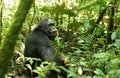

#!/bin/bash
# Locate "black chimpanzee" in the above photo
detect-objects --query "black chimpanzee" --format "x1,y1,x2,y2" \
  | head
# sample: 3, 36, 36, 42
24, 19, 66, 78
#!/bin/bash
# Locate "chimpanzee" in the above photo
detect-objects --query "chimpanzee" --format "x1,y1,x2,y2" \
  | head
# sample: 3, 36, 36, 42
24, 19, 66, 78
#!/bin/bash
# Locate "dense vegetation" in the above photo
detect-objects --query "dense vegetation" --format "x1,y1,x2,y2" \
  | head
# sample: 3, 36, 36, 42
0, 0, 120, 78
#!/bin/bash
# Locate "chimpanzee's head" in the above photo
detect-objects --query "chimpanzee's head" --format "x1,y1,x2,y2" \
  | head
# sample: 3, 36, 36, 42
37, 19, 58, 40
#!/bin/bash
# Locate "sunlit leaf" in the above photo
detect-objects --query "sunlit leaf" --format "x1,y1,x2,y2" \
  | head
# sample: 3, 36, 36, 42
78, 67, 83, 75
26, 64, 32, 70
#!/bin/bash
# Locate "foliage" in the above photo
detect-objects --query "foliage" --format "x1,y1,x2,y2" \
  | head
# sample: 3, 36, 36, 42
33, 61, 58, 78
1, 0, 120, 78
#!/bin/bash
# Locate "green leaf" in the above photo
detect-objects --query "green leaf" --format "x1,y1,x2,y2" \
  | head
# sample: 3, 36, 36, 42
94, 68, 105, 76
93, 53, 111, 59
110, 58, 120, 65
84, 19, 89, 28
113, 39, 120, 49
98, 38, 105, 45
111, 31, 117, 41
57, 66, 78, 78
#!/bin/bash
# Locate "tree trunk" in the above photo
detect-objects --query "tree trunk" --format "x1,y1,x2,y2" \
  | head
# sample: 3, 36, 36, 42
0, 0, 34, 78
0, 0, 3, 44
106, 2, 115, 44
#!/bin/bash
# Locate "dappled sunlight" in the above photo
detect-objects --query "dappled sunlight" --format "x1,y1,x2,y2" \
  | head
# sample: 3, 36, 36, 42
0, 0, 120, 78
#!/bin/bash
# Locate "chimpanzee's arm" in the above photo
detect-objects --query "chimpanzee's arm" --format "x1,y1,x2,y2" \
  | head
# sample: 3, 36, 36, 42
37, 46, 56, 62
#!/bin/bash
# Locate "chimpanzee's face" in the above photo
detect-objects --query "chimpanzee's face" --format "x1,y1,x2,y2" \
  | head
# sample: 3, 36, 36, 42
38, 19, 58, 40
